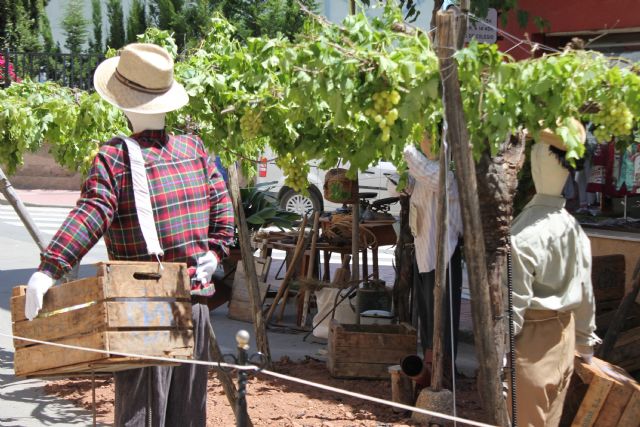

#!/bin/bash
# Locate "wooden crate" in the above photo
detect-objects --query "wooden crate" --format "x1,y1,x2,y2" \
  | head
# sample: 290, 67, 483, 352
561, 355, 640, 427
327, 319, 417, 379
11, 261, 194, 378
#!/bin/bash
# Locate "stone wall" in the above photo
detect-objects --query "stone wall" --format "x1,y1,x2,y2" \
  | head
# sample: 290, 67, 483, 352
9, 145, 82, 190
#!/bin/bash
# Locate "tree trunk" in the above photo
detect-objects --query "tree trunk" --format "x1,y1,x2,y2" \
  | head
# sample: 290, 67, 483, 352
393, 194, 414, 323
474, 133, 526, 411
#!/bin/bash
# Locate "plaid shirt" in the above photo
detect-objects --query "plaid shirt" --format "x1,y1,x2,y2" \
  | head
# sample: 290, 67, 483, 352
39, 130, 235, 296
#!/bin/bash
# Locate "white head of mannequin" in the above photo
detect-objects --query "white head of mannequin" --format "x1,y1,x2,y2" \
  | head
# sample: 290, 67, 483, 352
530, 142, 569, 197
124, 111, 166, 134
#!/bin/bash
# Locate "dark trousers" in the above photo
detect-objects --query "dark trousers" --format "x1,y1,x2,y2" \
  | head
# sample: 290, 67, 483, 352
412, 242, 463, 360
114, 302, 211, 427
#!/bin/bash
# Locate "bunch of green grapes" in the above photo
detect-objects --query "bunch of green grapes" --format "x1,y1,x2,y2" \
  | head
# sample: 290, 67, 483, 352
239, 110, 262, 140
276, 152, 309, 192
592, 99, 634, 142
364, 89, 400, 142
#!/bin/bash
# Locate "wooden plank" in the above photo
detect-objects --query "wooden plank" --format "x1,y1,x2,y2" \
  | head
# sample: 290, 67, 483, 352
12, 302, 107, 348
572, 374, 613, 427
330, 330, 416, 350
329, 361, 393, 379
98, 261, 191, 299
617, 391, 640, 427
14, 332, 108, 377
25, 357, 178, 378
593, 378, 633, 427
11, 277, 103, 321
105, 301, 192, 328
106, 330, 193, 358
330, 346, 410, 364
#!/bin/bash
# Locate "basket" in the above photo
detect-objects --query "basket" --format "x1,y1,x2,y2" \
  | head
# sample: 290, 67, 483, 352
323, 168, 358, 204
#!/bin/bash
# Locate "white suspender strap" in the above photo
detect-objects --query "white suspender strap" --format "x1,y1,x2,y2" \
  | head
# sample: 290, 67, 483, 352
121, 136, 164, 257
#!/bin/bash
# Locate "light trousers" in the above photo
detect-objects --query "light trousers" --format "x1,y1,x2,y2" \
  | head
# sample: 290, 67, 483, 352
510, 309, 575, 427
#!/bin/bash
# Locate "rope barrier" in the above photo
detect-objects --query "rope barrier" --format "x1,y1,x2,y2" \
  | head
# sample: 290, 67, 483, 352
2, 331, 496, 427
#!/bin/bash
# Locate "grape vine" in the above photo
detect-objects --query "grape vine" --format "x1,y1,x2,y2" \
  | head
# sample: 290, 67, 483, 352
0, 5, 638, 189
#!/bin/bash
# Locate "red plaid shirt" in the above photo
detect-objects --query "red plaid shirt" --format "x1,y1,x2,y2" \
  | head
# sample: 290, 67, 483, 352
39, 130, 235, 295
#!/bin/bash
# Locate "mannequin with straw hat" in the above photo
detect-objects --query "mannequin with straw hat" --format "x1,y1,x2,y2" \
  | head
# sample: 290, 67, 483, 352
508, 119, 600, 426
24, 43, 235, 425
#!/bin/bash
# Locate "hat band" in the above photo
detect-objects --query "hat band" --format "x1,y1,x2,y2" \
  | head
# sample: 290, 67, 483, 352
114, 68, 171, 95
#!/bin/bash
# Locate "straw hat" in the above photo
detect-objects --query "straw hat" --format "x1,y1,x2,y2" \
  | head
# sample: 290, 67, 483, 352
93, 43, 188, 114
538, 117, 586, 151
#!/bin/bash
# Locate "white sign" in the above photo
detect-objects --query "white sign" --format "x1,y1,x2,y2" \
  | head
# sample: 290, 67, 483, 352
465, 8, 498, 44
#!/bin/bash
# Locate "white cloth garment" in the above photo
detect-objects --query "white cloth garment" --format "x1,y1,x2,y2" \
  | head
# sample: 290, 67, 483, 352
25, 271, 54, 320
510, 194, 601, 347
403, 145, 463, 273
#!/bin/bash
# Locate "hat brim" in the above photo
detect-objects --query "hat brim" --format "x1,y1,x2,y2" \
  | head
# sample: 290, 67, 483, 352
538, 118, 586, 151
93, 56, 189, 114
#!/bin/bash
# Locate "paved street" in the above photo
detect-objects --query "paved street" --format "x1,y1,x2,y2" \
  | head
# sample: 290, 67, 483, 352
0, 204, 105, 426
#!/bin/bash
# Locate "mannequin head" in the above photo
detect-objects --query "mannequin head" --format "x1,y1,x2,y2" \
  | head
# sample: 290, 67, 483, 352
530, 142, 569, 197
125, 111, 166, 133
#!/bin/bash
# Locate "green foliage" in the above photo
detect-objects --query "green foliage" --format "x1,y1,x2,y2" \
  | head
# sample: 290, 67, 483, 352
107, 0, 126, 49
0, 79, 127, 175
127, 0, 148, 44
90, 0, 103, 53
217, 0, 318, 41
0, 8, 639, 192
240, 185, 300, 231
62, 0, 89, 55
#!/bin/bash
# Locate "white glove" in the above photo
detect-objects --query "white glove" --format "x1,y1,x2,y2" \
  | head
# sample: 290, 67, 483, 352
576, 345, 594, 364
195, 251, 218, 285
25, 271, 54, 321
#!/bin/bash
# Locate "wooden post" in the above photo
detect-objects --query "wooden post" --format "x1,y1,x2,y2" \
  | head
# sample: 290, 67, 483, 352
300, 211, 321, 327
228, 164, 272, 366
352, 197, 361, 324
264, 215, 308, 323
0, 166, 47, 252
393, 194, 413, 323
436, 7, 509, 425
430, 132, 449, 392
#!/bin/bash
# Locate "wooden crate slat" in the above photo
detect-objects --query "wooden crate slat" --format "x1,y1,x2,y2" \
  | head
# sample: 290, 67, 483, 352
12, 302, 107, 348
618, 391, 640, 427
106, 301, 192, 328
107, 330, 193, 358
328, 361, 392, 379
14, 332, 108, 377
572, 374, 614, 427
99, 262, 190, 299
330, 330, 416, 349
11, 277, 103, 321
593, 378, 634, 427
330, 346, 408, 365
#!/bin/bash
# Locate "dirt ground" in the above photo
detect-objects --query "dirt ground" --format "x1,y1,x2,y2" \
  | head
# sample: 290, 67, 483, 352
44, 357, 489, 426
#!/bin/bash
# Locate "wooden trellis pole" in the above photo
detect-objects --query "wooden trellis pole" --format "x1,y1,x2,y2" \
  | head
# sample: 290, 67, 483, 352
435, 4, 509, 425
228, 164, 272, 367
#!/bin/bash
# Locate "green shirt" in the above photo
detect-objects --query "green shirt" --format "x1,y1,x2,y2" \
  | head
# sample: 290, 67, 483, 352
510, 194, 601, 347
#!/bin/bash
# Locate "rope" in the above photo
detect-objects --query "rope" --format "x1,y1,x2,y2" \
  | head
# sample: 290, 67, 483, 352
2, 331, 496, 427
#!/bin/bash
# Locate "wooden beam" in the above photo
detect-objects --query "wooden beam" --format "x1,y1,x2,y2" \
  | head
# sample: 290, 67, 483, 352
436, 8, 509, 425
228, 164, 272, 366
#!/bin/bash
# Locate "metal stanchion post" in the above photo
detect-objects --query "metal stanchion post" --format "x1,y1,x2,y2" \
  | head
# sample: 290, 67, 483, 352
236, 330, 250, 427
